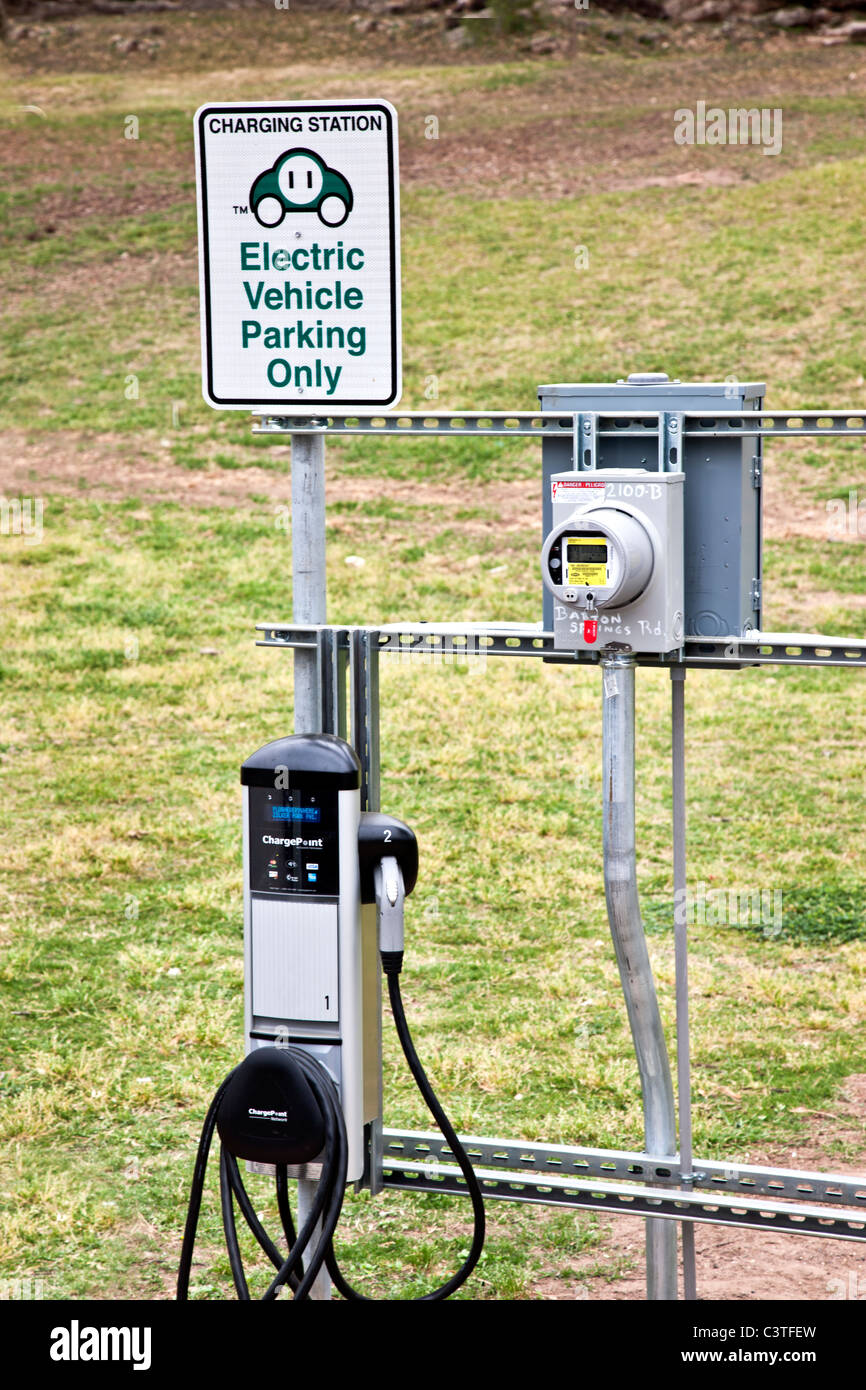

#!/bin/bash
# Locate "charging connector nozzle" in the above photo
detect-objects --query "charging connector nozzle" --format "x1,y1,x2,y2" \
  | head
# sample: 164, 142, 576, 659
374, 855, 405, 972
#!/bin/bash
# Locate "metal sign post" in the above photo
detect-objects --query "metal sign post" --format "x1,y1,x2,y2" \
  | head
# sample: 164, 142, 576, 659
290, 427, 330, 1300
671, 667, 697, 1301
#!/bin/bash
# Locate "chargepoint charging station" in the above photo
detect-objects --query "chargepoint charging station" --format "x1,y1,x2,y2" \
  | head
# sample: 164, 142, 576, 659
178, 372, 866, 1302
241, 734, 374, 1185
178, 732, 486, 1300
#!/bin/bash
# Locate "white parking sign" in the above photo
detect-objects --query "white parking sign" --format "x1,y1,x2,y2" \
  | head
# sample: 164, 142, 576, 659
195, 100, 401, 410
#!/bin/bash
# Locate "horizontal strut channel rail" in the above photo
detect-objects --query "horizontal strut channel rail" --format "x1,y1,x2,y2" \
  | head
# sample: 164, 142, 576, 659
255, 623, 866, 670
252, 409, 866, 439
382, 1162, 866, 1240
381, 1133, 866, 1240
383, 1130, 866, 1207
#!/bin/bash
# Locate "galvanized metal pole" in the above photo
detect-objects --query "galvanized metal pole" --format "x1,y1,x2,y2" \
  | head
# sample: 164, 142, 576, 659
672, 667, 697, 1300
292, 430, 327, 728
291, 429, 330, 1300
601, 653, 678, 1300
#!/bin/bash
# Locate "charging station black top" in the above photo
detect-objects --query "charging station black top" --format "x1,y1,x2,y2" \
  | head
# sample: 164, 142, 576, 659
241, 734, 361, 790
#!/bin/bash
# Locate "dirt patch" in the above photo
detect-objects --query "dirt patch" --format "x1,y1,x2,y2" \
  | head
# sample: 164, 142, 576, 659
4, 246, 195, 304
0, 427, 848, 543
551, 1074, 866, 1301
9, 183, 188, 249
1, 116, 193, 253
399, 110, 763, 200
0, 429, 543, 548
800, 589, 866, 611
763, 461, 832, 541
0, 429, 285, 507
5, 16, 866, 212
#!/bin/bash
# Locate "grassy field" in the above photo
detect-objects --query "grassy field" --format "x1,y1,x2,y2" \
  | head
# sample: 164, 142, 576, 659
1, 6, 866, 1301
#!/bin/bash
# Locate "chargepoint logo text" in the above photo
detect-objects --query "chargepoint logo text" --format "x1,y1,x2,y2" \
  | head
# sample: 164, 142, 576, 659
262, 835, 324, 848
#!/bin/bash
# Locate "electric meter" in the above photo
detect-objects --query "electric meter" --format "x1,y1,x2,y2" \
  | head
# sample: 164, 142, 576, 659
541, 469, 684, 656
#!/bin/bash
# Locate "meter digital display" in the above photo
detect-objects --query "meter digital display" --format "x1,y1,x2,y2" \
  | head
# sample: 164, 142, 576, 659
565, 534, 608, 587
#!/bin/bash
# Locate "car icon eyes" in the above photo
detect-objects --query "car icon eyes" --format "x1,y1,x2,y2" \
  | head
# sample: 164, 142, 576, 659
250, 148, 353, 229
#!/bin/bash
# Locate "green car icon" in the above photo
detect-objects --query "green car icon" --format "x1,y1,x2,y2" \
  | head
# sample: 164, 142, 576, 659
250, 148, 353, 229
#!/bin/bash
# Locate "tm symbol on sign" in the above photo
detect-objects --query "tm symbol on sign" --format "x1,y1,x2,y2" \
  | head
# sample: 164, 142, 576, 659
233, 204, 249, 215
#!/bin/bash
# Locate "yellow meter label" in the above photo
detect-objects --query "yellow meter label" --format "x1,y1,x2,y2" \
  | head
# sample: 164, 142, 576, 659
566, 535, 607, 587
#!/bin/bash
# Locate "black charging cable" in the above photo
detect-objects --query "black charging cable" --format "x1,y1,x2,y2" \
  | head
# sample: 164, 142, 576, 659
325, 951, 486, 1301
177, 1046, 348, 1301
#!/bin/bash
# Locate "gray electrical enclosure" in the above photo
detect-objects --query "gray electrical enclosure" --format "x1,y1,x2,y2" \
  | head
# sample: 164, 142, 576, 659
538, 375, 765, 640
542, 469, 684, 655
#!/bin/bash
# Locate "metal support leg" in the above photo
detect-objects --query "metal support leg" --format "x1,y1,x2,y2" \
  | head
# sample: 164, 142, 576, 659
317, 627, 348, 739
291, 430, 331, 1300
352, 629, 383, 1195
601, 654, 678, 1300
351, 628, 380, 814
672, 668, 697, 1300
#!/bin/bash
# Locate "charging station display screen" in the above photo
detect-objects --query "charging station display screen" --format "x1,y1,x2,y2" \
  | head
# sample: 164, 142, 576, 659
271, 806, 321, 823
565, 534, 608, 587
249, 786, 339, 897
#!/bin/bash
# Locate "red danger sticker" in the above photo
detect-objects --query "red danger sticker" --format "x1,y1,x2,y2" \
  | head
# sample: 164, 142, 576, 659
551, 478, 606, 502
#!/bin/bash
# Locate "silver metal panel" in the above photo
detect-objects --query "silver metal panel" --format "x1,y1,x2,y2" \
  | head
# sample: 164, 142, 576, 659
541, 386, 762, 639
337, 786, 365, 1184
547, 471, 684, 655
250, 896, 339, 1023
